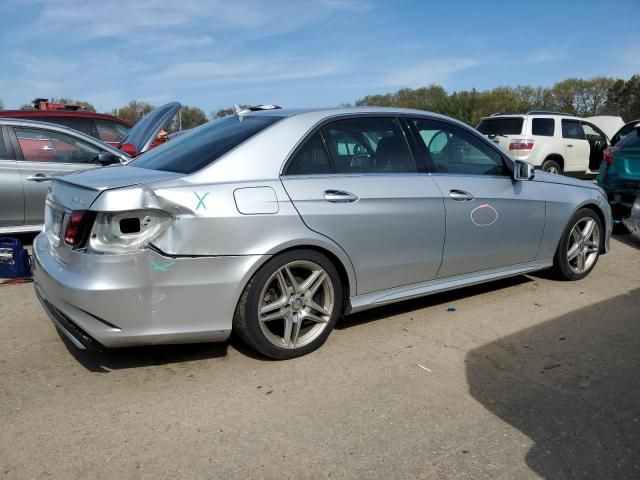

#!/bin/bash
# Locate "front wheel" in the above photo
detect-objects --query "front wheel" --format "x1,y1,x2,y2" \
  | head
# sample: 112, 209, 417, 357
233, 250, 342, 359
552, 208, 603, 280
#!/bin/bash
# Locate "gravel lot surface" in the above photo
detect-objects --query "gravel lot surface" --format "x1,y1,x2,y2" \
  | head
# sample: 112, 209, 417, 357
1, 234, 639, 479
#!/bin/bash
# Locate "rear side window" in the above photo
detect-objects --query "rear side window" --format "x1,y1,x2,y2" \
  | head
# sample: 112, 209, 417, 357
477, 118, 524, 135
287, 132, 333, 175
531, 118, 554, 136
321, 117, 416, 173
96, 119, 130, 143
40, 116, 97, 137
131, 115, 282, 174
0, 130, 6, 158
616, 127, 640, 148
561, 120, 586, 140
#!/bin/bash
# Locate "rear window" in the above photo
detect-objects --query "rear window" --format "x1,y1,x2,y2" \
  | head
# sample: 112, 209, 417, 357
531, 118, 554, 136
130, 115, 283, 174
477, 118, 523, 136
617, 127, 640, 149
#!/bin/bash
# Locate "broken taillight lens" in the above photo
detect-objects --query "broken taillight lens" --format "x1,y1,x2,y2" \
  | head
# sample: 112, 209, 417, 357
64, 210, 96, 248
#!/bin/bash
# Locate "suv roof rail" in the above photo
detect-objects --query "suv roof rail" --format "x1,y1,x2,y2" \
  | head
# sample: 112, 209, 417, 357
526, 110, 575, 116
233, 104, 282, 116
489, 112, 520, 116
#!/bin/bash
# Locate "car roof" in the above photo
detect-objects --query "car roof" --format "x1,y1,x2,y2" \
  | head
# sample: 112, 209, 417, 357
0, 118, 130, 159
0, 109, 132, 126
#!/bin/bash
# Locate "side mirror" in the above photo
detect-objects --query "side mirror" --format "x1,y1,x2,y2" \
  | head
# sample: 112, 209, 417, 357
513, 159, 534, 181
97, 151, 117, 165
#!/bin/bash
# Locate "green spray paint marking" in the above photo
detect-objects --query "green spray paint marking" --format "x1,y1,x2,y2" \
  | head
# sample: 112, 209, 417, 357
194, 191, 209, 211
148, 258, 176, 271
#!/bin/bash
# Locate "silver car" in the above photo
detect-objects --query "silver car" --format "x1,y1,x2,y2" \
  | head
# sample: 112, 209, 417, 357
33, 107, 612, 359
0, 103, 181, 234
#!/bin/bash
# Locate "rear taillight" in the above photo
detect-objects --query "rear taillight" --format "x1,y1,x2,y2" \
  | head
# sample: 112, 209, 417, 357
509, 139, 535, 151
603, 147, 619, 165
64, 210, 95, 248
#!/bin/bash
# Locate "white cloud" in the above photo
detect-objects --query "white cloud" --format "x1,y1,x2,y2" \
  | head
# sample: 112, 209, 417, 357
523, 47, 569, 64
382, 58, 478, 88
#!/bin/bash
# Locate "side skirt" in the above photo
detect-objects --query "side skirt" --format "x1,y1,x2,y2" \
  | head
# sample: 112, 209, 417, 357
347, 259, 553, 314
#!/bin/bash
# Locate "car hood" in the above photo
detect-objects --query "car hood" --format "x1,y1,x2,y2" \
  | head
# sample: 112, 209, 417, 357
120, 102, 181, 156
533, 171, 599, 190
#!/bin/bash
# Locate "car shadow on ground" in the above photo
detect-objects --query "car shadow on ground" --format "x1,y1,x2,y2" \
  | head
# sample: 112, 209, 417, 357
613, 232, 640, 250
337, 275, 532, 330
466, 288, 640, 479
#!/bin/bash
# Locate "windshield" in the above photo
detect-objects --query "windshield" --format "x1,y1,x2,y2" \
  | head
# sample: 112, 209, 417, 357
130, 115, 283, 174
477, 118, 524, 136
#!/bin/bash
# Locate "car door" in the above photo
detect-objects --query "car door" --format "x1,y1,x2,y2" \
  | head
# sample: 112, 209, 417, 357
408, 117, 546, 278
581, 121, 609, 171
9, 126, 102, 226
561, 119, 590, 173
281, 116, 446, 295
0, 127, 24, 229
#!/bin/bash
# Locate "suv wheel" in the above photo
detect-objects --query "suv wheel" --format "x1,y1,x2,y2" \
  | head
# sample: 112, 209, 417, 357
541, 159, 562, 174
233, 249, 342, 359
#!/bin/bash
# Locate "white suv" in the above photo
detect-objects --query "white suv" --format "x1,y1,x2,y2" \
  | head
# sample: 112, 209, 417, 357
477, 111, 610, 176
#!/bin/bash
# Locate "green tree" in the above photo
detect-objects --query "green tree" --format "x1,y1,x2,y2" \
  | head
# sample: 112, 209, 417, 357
549, 77, 616, 116
605, 75, 640, 121
111, 100, 155, 124
50, 97, 97, 112
20, 104, 33, 110
171, 105, 208, 131
0, 99, 4, 110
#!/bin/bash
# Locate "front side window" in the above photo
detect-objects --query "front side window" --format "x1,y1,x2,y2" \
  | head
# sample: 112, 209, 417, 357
14, 127, 101, 164
561, 119, 586, 140
286, 132, 333, 175
531, 118, 554, 136
582, 123, 605, 142
412, 119, 507, 176
321, 117, 416, 173
96, 119, 130, 143
131, 115, 282, 174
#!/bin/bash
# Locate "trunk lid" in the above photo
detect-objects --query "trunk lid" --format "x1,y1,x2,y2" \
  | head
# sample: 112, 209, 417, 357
119, 102, 181, 156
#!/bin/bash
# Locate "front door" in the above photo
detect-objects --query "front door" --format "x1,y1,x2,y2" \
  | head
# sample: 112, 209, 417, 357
281, 117, 445, 295
409, 117, 546, 278
10, 126, 100, 226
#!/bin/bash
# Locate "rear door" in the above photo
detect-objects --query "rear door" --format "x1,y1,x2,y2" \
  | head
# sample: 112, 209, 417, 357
9, 126, 102, 226
281, 116, 445, 295
0, 127, 24, 229
561, 119, 590, 173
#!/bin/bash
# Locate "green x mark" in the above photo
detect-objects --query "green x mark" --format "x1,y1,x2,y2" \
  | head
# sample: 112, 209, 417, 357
194, 191, 209, 211
148, 258, 176, 271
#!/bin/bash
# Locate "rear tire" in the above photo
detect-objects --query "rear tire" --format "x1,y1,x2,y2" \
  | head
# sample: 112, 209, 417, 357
552, 208, 603, 280
541, 159, 562, 174
233, 249, 342, 359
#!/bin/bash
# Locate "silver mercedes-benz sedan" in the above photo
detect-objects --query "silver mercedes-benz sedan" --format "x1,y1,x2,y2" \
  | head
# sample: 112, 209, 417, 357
33, 106, 612, 359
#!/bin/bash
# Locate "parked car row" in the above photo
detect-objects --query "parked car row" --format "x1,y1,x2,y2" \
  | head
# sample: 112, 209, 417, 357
0, 102, 182, 233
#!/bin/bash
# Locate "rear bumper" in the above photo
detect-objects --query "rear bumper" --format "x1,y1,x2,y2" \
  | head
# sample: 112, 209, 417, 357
33, 233, 268, 348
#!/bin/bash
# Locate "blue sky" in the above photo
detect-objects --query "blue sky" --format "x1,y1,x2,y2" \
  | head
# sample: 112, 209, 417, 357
1, 0, 638, 115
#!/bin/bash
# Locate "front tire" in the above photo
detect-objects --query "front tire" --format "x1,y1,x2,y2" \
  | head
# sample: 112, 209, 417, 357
233, 249, 342, 359
552, 208, 603, 280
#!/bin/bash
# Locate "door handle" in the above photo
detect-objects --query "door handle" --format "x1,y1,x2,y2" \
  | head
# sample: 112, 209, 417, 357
567, 144, 573, 148
323, 190, 359, 203
449, 189, 475, 201
27, 173, 55, 182
40, 146, 54, 151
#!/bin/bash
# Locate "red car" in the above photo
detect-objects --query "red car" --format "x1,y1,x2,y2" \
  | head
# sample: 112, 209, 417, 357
0, 98, 132, 147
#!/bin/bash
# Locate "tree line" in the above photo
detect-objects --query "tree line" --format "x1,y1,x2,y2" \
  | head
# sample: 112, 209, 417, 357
2, 74, 638, 128
356, 75, 640, 126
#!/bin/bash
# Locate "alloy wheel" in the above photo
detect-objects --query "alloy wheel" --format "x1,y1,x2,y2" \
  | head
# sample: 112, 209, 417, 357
257, 260, 335, 349
566, 217, 600, 274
